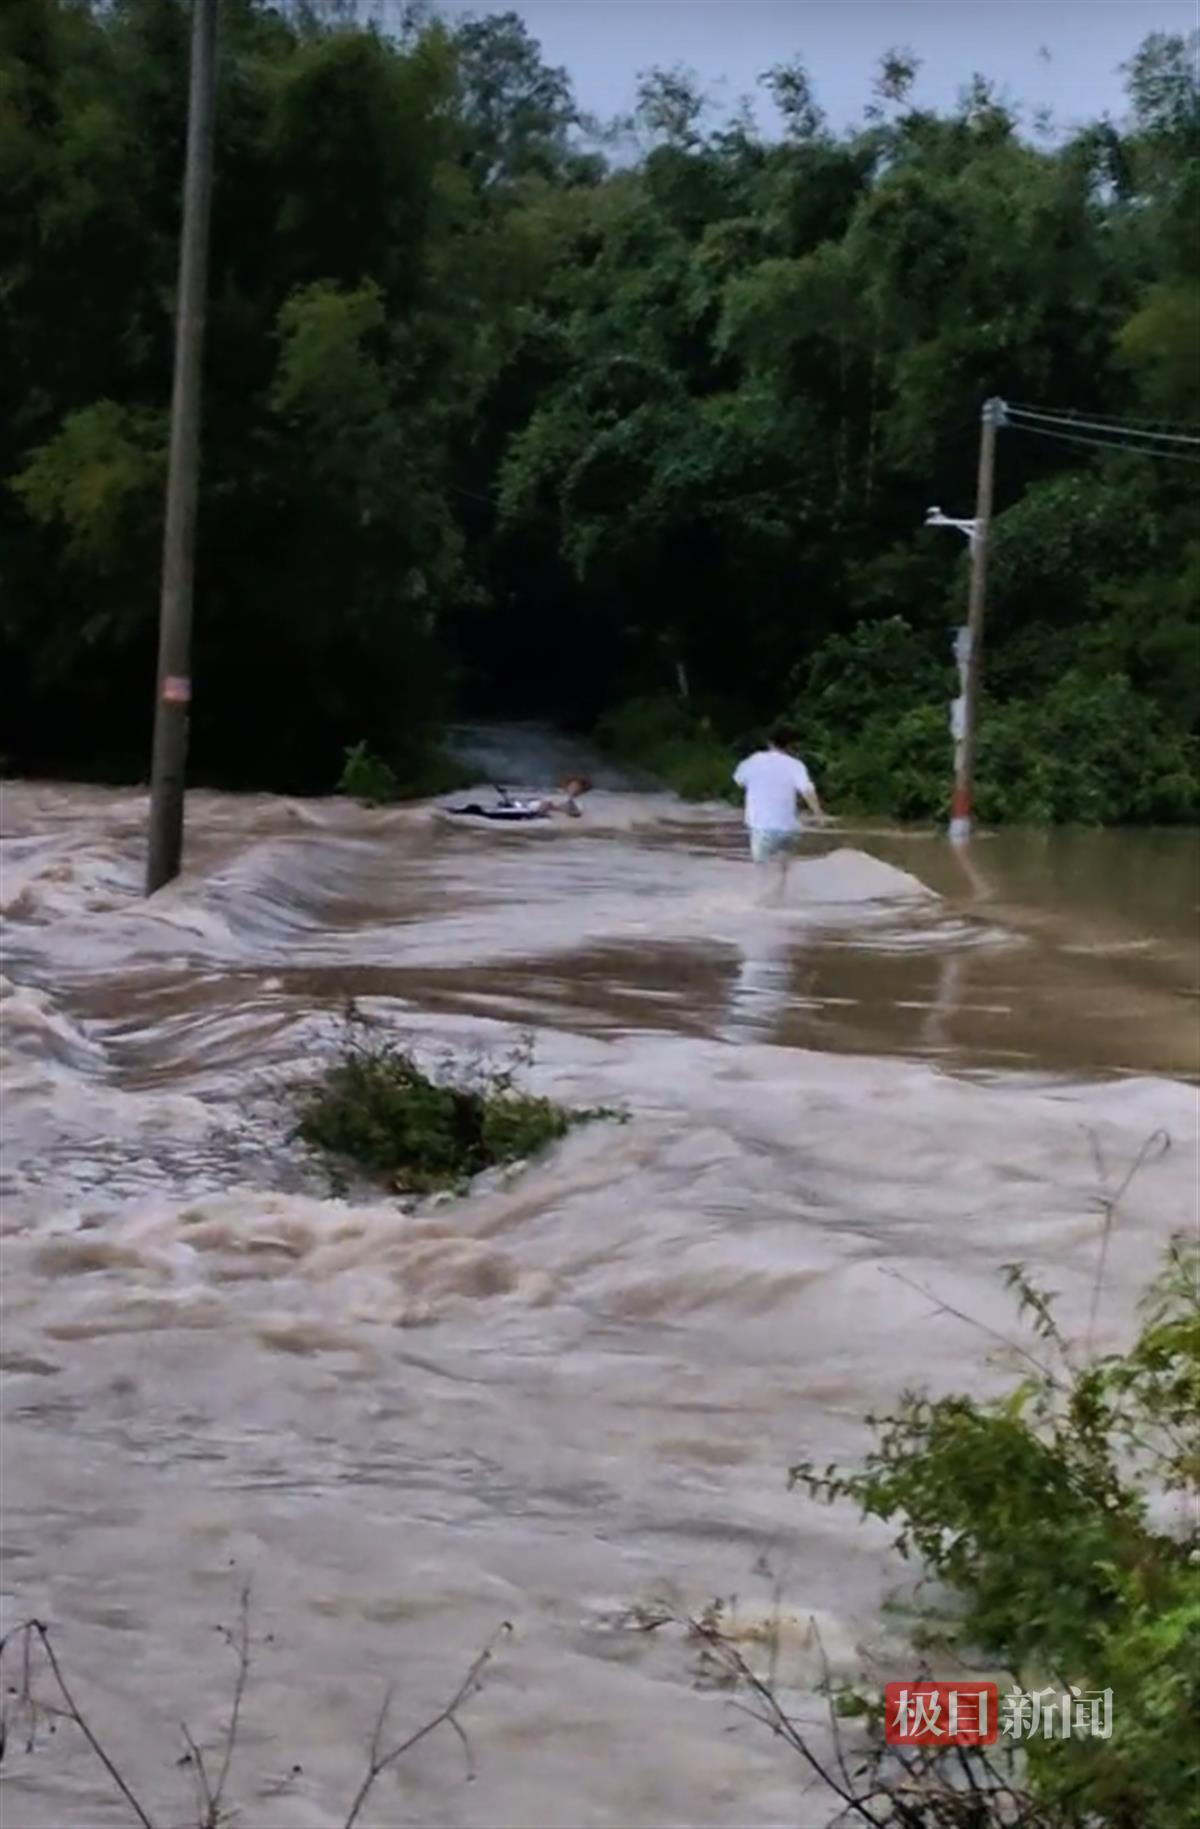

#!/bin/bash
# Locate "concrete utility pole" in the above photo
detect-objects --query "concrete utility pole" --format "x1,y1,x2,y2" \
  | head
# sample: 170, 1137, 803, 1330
146, 0, 219, 895
925, 396, 1005, 844
950, 398, 1004, 843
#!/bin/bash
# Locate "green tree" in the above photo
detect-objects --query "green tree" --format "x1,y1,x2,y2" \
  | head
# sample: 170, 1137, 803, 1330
1, 5, 1196, 819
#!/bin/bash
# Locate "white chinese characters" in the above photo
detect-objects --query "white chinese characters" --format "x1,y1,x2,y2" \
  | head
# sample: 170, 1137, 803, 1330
1000, 1685, 1113, 1740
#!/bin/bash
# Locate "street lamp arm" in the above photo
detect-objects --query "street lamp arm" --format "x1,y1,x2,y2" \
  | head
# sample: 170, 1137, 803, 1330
925, 507, 979, 544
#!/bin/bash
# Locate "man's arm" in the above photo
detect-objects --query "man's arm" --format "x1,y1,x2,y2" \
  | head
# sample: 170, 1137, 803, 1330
793, 761, 825, 821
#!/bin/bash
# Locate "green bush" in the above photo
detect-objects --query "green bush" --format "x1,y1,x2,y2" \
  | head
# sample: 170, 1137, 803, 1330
393, 747, 475, 802
789, 618, 1200, 825
792, 1240, 1200, 1829
790, 618, 953, 820
337, 740, 472, 807
596, 694, 695, 757
800, 616, 950, 732
596, 695, 738, 802
338, 740, 400, 805
976, 672, 1200, 825
805, 703, 950, 821
296, 1019, 612, 1192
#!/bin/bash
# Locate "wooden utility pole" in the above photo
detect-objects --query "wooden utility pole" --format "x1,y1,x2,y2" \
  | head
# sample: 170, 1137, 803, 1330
146, 0, 219, 895
949, 396, 1003, 844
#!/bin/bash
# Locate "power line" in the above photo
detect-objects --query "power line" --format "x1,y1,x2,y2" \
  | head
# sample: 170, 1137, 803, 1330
455, 402, 1200, 530
1003, 404, 1200, 447
1005, 399, 1200, 437
1002, 418, 1200, 464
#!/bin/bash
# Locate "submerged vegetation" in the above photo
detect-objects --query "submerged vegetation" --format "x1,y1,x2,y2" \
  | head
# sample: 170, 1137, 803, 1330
2, 3, 1197, 818
296, 1016, 613, 1191
336, 739, 471, 807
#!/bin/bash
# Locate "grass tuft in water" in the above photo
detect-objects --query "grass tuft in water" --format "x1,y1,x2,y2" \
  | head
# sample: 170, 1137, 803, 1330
296, 1012, 618, 1193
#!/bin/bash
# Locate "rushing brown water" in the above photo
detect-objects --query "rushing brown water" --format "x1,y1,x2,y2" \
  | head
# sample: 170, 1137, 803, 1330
1, 753, 1197, 1828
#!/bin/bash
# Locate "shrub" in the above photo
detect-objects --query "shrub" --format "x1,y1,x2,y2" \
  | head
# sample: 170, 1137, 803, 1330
596, 694, 738, 802
596, 694, 694, 757
791, 1237, 1200, 1828
296, 1018, 612, 1192
338, 740, 399, 805
789, 617, 1200, 825
788, 618, 952, 820
976, 672, 1200, 826
807, 702, 950, 821
337, 740, 472, 806
799, 616, 950, 733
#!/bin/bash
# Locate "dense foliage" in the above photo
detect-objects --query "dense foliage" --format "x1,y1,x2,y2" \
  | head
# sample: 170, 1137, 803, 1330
296, 1016, 608, 1191
2, 2, 1197, 818
792, 1240, 1200, 1827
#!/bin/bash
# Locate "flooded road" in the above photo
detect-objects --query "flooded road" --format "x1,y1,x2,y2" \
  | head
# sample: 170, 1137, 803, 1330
1, 761, 1197, 1827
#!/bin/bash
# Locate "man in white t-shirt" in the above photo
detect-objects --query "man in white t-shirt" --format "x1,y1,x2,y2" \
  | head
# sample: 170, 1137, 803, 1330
733, 725, 826, 902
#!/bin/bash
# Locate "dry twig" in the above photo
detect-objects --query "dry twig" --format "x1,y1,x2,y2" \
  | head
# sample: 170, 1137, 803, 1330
342, 1621, 511, 1829
1, 1605, 510, 1829
0, 1619, 157, 1829
685, 1613, 1052, 1829
686, 1614, 886, 1827
1084, 1126, 1171, 1356
175, 1584, 252, 1829
877, 1267, 1062, 1387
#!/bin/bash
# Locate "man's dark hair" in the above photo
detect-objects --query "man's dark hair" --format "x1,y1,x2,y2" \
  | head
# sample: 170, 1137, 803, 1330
766, 720, 797, 750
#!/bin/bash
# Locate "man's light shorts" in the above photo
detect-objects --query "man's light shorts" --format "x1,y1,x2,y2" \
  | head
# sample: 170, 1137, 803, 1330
749, 828, 795, 865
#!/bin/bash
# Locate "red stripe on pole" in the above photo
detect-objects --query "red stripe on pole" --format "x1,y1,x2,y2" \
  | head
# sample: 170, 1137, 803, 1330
951, 784, 971, 820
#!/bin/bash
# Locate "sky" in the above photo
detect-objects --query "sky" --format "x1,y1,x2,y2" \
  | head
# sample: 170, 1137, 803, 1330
438, 0, 1199, 137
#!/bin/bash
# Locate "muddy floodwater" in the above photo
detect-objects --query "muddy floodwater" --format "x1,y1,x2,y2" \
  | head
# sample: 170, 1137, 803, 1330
1, 746, 1197, 1828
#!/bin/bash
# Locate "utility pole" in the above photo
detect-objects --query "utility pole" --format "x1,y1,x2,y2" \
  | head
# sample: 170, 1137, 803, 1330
948, 396, 1003, 844
146, 0, 219, 895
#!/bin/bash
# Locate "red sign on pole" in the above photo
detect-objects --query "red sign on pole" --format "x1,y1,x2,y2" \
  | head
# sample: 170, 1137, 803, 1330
161, 675, 192, 705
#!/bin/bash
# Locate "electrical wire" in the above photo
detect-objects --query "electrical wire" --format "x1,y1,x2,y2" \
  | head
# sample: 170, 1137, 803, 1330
1005, 399, 1200, 437
455, 407, 1200, 525
1003, 404, 1200, 447
1002, 418, 1200, 464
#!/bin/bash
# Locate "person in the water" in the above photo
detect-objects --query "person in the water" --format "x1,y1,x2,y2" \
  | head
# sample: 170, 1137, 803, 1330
450, 776, 593, 822
733, 726, 826, 903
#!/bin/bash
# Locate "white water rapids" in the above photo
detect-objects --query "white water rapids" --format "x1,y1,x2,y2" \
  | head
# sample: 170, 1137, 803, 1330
1, 748, 1196, 1827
